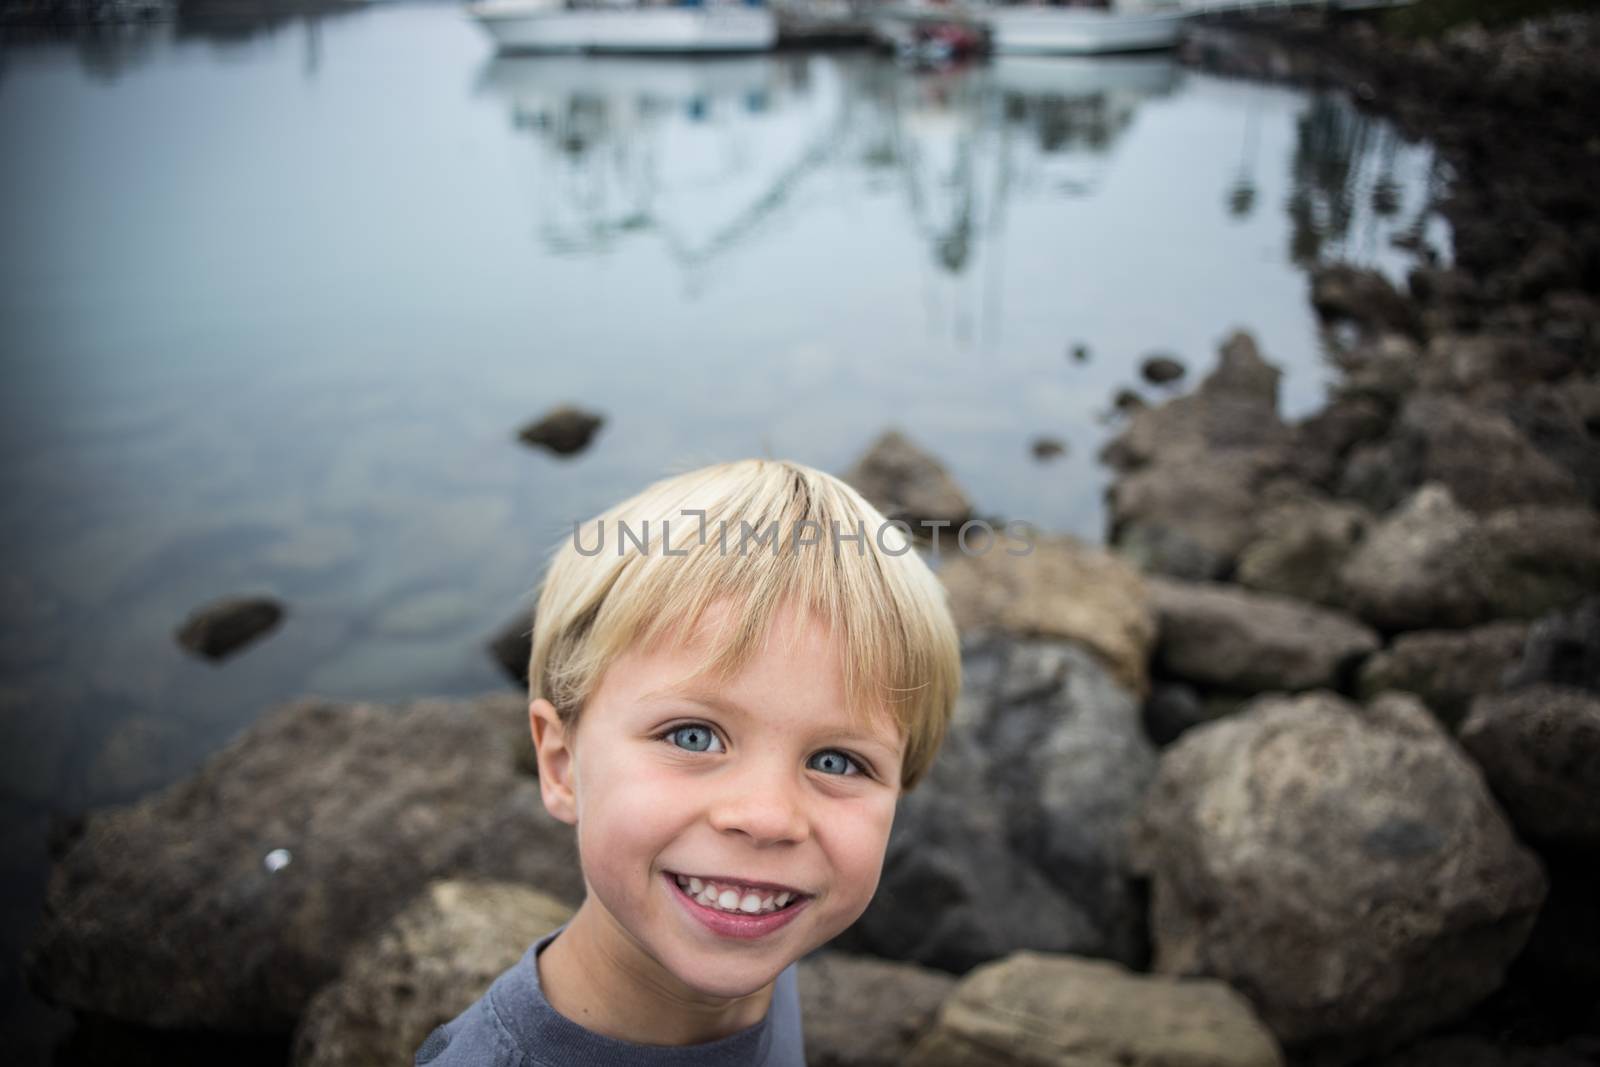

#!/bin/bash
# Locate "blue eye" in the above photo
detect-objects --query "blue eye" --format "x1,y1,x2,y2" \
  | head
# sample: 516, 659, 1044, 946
809, 750, 861, 777
665, 724, 723, 754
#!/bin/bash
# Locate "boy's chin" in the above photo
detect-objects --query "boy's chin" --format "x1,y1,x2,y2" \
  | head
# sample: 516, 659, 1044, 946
668, 950, 796, 1000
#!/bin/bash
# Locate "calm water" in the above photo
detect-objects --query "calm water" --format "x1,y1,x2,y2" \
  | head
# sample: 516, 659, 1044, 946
1, 2, 1445, 1054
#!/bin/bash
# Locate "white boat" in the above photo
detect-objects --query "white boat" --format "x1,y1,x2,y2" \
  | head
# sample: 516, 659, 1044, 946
986, 1, 1190, 55
466, 0, 778, 54
876, 0, 1191, 57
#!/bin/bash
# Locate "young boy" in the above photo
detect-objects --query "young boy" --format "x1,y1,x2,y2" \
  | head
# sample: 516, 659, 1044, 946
416, 458, 961, 1066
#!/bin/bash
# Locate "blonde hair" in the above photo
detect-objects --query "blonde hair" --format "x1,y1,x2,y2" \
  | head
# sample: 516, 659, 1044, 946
527, 458, 961, 793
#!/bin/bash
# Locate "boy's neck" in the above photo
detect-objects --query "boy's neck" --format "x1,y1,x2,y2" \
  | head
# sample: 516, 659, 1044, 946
537, 899, 778, 1046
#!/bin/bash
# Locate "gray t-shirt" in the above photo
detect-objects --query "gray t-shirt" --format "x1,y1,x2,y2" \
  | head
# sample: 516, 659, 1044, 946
415, 922, 806, 1066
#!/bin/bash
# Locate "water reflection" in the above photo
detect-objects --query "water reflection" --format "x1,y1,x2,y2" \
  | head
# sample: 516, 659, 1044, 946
1288, 91, 1448, 267
477, 52, 1179, 294
477, 55, 836, 275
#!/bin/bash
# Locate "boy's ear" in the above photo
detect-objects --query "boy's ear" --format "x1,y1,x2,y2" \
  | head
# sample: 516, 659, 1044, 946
529, 698, 578, 826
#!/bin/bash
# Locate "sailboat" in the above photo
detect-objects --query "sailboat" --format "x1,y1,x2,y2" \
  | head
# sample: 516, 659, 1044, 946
465, 0, 779, 54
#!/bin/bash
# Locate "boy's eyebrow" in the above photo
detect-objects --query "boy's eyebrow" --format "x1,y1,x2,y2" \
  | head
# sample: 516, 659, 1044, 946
642, 684, 902, 757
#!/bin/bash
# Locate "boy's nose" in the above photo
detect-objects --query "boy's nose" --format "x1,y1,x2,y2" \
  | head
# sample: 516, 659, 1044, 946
707, 772, 810, 845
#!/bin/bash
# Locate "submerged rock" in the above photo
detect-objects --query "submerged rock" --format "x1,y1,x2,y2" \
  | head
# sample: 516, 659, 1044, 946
175, 594, 284, 660
516, 405, 604, 456
1141, 353, 1187, 384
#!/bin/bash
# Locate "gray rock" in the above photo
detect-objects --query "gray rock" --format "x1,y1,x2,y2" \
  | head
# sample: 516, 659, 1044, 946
1131, 690, 1546, 1063
1459, 685, 1600, 847
1109, 450, 1290, 581
905, 951, 1283, 1067
1502, 379, 1600, 509
175, 594, 284, 660
1504, 596, 1600, 693
1103, 331, 1290, 474
1103, 332, 1296, 579
838, 634, 1156, 971
1339, 394, 1582, 514
1235, 494, 1371, 605
1357, 621, 1530, 726
799, 952, 956, 1067
1416, 332, 1574, 393
1476, 504, 1600, 620
516, 405, 603, 456
1337, 484, 1600, 631
26, 693, 582, 1030
292, 881, 573, 1067
1311, 264, 1420, 338
843, 429, 973, 530
1405, 394, 1581, 512
1148, 577, 1379, 693
1290, 394, 1392, 490
1335, 333, 1422, 403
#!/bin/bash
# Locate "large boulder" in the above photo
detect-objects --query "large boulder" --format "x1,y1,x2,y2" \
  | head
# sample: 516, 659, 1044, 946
838, 634, 1156, 971
292, 881, 573, 1067
1458, 685, 1600, 847
905, 951, 1283, 1067
843, 429, 973, 530
1337, 483, 1600, 631
1148, 578, 1379, 693
1131, 690, 1546, 1064
1357, 621, 1530, 726
800, 952, 957, 1067
26, 694, 584, 1031
938, 532, 1155, 696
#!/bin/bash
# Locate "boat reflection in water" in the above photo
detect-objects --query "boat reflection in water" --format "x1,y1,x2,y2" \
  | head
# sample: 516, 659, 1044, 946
474, 52, 1178, 311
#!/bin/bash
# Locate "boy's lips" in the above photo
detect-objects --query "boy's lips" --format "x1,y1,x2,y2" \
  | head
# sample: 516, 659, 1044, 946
666, 870, 813, 897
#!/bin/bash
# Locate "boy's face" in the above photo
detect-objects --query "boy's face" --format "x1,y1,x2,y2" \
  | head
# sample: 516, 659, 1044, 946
529, 596, 904, 1003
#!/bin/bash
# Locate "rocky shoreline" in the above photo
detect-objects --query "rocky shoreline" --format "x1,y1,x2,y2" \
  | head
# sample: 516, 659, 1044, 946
21, 10, 1600, 1067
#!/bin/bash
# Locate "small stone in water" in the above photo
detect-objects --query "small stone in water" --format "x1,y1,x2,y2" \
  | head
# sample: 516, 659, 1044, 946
264, 848, 292, 873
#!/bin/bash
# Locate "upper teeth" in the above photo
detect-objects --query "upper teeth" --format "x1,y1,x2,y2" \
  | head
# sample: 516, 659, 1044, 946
674, 874, 795, 914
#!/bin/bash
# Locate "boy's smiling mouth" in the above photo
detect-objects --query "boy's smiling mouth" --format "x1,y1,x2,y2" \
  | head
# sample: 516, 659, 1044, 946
666, 871, 811, 915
